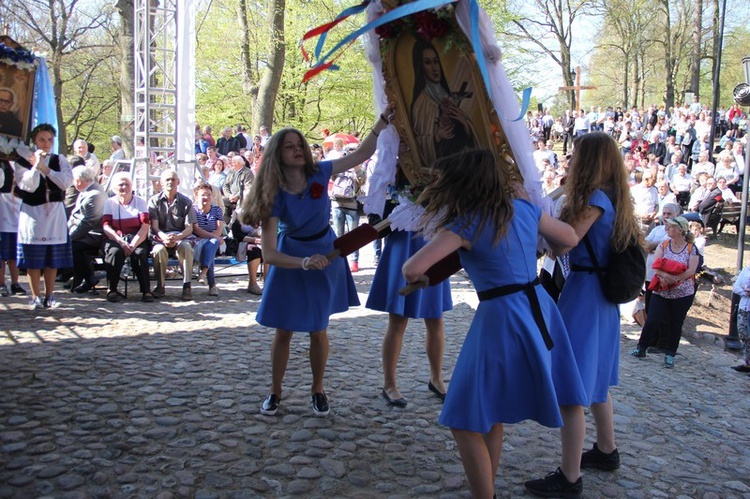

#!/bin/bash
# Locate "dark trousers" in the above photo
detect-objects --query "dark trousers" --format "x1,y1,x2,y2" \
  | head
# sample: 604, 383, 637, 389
104, 239, 151, 293
71, 240, 101, 286
637, 293, 694, 355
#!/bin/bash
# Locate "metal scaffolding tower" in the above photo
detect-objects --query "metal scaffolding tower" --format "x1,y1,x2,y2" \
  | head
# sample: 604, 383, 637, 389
132, 0, 195, 197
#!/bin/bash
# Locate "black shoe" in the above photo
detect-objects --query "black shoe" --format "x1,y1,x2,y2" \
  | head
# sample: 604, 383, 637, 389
630, 346, 646, 358
260, 394, 280, 416
181, 283, 192, 301
647, 346, 665, 354
581, 442, 621, 471
311, 392, 329, 417
141, 292, 155, 303
381, 389, 407, 408
10, 283, 26, 295
731, 364, 750, 373
73, 281, 95, 294
524, 468, 582, 498
428, 380, 446, 401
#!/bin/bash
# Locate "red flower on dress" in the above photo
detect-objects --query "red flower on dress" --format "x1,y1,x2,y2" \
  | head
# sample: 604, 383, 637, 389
309, 182, 324, 199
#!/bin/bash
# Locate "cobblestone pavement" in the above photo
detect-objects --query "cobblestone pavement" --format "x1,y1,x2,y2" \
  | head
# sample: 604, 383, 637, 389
1, 253, 749, 498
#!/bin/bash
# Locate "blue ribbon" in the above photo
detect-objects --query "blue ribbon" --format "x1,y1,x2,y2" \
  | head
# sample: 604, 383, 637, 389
314, 1, 372, 61
308, 0, 531, 122
464, 0, 530, 122
308, 0, 458, 76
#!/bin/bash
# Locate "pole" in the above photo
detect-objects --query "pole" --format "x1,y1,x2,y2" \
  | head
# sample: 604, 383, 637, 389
708, 0, 726, 155
726, 55, 750, 351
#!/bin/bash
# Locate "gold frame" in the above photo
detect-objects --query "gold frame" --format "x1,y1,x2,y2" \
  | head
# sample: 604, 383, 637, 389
378, 3, 521, 186
0, 36, 36, 153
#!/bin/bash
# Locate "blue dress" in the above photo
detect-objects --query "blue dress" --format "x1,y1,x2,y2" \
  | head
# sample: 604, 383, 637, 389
366, 229, 452, 319
256, 162, 359, 331
556, 189, 620, 406
439, 200, 586, 433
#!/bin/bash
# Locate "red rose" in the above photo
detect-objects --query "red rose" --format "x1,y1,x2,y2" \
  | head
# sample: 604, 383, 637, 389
413, 11, 437, 26
426, 19, 450, 39
376, 20, 404, 39
310, 182, 324, 199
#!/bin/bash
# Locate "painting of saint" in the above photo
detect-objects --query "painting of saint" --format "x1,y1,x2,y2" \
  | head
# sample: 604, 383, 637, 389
0, 63, 34, 141
409, 38, 477, 169
0, 86, 23, 137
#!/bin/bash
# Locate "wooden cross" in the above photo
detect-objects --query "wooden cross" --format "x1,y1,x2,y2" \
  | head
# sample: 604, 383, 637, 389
559, 66, 596, 112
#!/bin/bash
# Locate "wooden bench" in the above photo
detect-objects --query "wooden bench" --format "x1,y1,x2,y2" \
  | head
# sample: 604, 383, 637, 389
718, 202, 745, 234
704, 201, 747, 237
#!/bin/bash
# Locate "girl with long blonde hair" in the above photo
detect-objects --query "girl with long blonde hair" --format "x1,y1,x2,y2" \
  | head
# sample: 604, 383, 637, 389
241, 112, 391, 418
526, 132, 644, 497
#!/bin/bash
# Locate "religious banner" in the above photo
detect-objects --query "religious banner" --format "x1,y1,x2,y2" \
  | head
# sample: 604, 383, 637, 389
0, 36, 37, 160
375, 0, 521, 187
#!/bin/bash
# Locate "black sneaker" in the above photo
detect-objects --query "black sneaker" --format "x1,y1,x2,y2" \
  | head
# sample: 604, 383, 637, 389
311, 392, 329, 417
10, 283, 26, 295
581, 442, 621, 471
630, 346, 646, 358
524, 468, 582, 498
260, 394, 280, 416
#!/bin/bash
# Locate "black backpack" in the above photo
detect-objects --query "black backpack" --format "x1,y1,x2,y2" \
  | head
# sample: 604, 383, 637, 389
582, 234, 647, 304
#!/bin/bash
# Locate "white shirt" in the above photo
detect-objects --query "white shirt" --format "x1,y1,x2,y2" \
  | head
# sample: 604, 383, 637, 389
671, 174, 692, 193
631, 183, 658, 217
15, 155, 73, 245
720, 187, 739, 204
0, 164, 22, 233
734, 266, 750, 311
691, 161, 715, 181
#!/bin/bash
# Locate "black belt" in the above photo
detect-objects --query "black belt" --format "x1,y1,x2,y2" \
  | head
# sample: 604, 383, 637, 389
570, 264, 596, 273
287, 227, 329, 242
476, 277, 554, 350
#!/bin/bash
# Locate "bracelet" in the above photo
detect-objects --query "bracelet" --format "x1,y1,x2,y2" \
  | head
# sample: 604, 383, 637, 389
380, 113, 389, 125
302, 257, 311, 270
371, 128, 379, 137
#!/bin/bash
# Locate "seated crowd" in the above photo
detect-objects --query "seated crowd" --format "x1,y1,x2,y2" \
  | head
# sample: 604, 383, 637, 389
1, 105, 746, 309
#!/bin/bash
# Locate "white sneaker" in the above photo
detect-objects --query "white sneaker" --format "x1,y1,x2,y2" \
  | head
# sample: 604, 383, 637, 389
29, 296, 44, 309
0, 284, 9, 297
44, 295, 59, 308
208, 286, 219, 296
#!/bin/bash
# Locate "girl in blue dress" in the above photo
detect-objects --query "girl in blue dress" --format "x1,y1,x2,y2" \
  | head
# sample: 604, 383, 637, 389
402, 149, 586, 498
367, 227, 452, 407
241, 112, 391, 417
525, 132, 645, 498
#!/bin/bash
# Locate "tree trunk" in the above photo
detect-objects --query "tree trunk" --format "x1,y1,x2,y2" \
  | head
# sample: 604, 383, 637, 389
690, 0, 703, 97
623, 52, 630, 108
711, 0, 719, 92
662, 0, 676, 109
561, 53, 575, 110
252, 0, 285, 133
236, 0, 254, 98
116, 0, 135, 158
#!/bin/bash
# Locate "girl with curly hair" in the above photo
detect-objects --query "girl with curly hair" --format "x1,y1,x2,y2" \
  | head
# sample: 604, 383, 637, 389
241, 111, 392, 418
